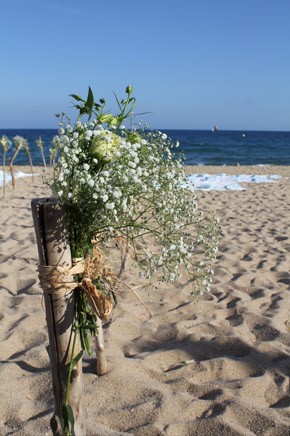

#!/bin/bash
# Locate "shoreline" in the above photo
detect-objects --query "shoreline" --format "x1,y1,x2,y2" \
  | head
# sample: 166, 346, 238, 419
185, 164, 290, 177
5, 163, 290, 174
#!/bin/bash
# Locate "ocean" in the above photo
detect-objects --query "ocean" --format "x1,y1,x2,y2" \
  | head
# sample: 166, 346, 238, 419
0, 129, 289, 167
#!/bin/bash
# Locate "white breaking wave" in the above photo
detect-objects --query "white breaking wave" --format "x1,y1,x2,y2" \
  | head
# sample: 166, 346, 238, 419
0, 170, 35, 186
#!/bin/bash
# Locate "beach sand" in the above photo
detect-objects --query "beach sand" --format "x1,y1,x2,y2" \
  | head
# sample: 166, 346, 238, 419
0, 165, 290, 435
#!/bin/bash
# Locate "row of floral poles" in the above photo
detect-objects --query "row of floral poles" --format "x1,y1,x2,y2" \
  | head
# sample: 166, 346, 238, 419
0, 135, 48, 196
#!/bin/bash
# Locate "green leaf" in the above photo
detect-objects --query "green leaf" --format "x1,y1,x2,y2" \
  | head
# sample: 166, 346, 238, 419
69, 94, 85, 102
83, 330, 92, 356
80, 106, 90, 116
62, 403, 75, 436
70, 350, 83, 368
112, 90, 122, 111
79, 329, 86, 351
79, 323, 97, 330
86, 86, 94, 111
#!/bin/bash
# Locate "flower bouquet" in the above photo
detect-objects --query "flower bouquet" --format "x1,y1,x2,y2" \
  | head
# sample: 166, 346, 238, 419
47, 85, 221, 433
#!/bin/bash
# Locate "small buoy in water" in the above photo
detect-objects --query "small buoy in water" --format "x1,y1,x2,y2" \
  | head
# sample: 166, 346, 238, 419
242, 133, 246, 138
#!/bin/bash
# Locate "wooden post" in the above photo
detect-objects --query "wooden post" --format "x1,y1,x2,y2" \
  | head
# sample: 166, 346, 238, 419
95, 316, 108, 376
2, 150, 6, 197
31, 198, 86, 435
9, 158, 16, 189
9, 144, 21, 189
26, 146, 34, 181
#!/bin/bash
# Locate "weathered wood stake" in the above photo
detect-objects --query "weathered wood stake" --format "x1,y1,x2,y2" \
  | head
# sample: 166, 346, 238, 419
9, 144, 21, 189
95, 316, 108, 376
2, 151, 6, 197
31, 198, 86, 435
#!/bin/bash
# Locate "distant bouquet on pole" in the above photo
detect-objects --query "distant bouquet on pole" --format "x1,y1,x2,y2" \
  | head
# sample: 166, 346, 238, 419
8, 135, 34, 189
0, 135, 12, 196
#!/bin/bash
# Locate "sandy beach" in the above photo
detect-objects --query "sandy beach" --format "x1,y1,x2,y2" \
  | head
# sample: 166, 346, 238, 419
0, 165, 290, 436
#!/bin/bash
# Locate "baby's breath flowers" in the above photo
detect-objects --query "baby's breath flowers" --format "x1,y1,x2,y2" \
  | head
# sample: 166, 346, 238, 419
49, 85, 221, 297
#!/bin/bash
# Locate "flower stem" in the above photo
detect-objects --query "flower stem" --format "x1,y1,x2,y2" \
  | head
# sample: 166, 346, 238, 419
65, 325, 78, 406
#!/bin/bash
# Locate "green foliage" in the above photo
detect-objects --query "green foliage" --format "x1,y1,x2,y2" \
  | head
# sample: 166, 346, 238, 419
62, 403, 75, 436
70, 84, 136, 129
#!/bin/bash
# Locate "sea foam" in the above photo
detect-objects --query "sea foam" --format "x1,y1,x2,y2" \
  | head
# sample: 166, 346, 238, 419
186, 173, 282, 190
0, 170, 35, 186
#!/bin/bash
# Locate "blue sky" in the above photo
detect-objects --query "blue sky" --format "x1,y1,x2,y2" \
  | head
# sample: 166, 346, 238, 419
1, 0, 290, 130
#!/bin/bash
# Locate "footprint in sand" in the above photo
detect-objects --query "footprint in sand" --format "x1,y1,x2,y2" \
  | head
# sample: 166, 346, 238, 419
226, 309, 244, 326
261, 292, 283, 318
249, 288, 265, 299
246, 316, 280, 342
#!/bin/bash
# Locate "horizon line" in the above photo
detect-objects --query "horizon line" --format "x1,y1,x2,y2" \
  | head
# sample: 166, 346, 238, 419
0, 127, 289, 133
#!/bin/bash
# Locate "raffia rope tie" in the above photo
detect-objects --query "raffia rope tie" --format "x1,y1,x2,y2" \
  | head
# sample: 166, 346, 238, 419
38, 257, 85, 295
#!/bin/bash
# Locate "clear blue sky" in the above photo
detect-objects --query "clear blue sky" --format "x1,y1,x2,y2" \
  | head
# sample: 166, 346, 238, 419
1, 0, 290, 130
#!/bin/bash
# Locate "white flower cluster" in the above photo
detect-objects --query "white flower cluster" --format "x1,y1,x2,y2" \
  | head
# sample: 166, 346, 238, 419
49, 119, 221, 296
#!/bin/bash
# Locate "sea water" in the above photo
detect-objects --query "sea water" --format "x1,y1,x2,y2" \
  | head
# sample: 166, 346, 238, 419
0, 129, 289, 167
165, 129, 290, 166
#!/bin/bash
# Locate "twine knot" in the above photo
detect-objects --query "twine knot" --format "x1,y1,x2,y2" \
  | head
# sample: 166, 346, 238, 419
37, 258, 85, 295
